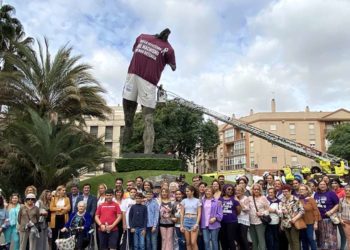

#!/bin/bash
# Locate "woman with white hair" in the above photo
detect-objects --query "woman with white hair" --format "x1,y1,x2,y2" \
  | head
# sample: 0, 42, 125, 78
248, 183, 270, 250
61, 201, 92, 250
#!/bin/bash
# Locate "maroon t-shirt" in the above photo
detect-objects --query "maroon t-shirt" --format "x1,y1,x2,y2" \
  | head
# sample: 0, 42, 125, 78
128, 34, 176, 85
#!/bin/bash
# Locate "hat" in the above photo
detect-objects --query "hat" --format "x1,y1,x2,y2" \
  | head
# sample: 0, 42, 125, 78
26, 193, 36, 199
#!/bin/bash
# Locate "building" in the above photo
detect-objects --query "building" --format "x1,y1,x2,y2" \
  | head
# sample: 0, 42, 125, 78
84, 105, 125, 172
218, 100, 350, 173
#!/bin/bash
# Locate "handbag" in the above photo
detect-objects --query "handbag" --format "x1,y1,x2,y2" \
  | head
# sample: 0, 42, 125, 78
253, 196, 271, 225
293, 217, 307, 230
330, 213, 340, 224
55, 231, 76, 250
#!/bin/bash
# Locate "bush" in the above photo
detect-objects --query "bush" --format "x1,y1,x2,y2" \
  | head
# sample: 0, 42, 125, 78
116, 158, 183, 172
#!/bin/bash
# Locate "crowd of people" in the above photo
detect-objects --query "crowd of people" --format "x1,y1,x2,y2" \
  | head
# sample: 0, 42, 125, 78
0, 172, 349, 250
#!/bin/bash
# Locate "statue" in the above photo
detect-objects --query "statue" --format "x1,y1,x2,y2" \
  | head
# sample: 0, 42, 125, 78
121, 28, 176, 154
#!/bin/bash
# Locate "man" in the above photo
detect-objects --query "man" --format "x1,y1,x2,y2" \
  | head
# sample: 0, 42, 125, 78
68, 184, 81, 214
122, 28, 176, 154
95, 189, 122, 250
114, 177, 124, 192
135, 176, 144, 193
124, 180, 136, 199
75, 183, 97, 218
218, 175, 225, 186
192, 175, 201, 188
121, 188, 137, 250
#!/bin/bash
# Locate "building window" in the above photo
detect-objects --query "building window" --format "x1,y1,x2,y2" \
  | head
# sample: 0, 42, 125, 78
233, 140, 245, 155
309, 123, 315, 135
270, 124, 277, 131
310, 140, 316, 148
224, 129, 234, 142
272, 157, 278, 163
250, 157, 255, 168
250, 141, 254, 153
90, 126, 98, 138
289, 123, 296, 135
105, 126, 113, 141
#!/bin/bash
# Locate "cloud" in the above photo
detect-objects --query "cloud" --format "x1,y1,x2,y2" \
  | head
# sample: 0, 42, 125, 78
7, 0, 350, 118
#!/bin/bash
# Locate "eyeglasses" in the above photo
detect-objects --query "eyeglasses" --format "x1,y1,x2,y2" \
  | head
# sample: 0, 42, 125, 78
226, 188, 233, 191
26, 198, 36, 201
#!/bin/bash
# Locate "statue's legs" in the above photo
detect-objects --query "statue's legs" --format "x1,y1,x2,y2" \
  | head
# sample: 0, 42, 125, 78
122, 98, 138, 150
142, 106, 155, 154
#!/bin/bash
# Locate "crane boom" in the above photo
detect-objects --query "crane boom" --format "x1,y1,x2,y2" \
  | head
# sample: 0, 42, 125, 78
169, 95, 347, 167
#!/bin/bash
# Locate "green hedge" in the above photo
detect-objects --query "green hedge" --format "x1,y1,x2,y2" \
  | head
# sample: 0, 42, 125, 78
116, 158, 183, 172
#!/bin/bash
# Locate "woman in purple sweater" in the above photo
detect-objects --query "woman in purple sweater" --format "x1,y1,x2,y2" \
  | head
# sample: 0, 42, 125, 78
219, 184, 241, 250
200, 186, 223, 250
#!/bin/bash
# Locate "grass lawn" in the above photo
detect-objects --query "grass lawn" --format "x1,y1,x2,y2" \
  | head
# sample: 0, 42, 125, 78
80, 170, 216, 194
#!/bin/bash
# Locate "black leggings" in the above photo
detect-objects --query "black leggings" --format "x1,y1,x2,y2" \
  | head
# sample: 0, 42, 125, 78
220, 222, 238, 250
52, 215, 65, 250
237, 223, 249, 250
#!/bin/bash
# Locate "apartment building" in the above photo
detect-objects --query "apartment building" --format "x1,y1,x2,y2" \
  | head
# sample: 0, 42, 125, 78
218, 100, 350, 172
84, 105, 125, 172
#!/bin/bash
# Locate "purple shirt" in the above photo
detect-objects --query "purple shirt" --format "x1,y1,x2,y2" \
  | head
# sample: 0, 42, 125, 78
219, 197, 240, 223
128, 34, 176, 85
200, 198, 223, 230
314, 190, 339, 219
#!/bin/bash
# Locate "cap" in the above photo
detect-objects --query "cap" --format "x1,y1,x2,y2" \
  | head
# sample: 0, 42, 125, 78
26, 193, 36, 199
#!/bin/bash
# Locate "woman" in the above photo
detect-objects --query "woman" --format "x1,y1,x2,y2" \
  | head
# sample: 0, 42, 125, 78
331, 179, 347, 250
97, 183, 107, 206
201, 186, 223, 250
174, 190, 186, 250
24, 186, 37, 197
235, 185, 250, 250
18, 193, 40, 250
180, 185, 202, 250
314, 180, 339, 250
298, 184, 320, 250
35, 189, 52, 250
198, 182, 207, 200
219, 184, 240, 250
61, 201, 92, 250
212, 180, 221, 200
143, 181, 154, 194
50, 185, 71, 250
266, 174, 275, 190
115, 189, 124, 205
265, 188, 281, 250
280, 185, 304, 250
237, 178, 251, 196
248, 183, 269, 250
339, 185, 350, 249
0, 196, 9, 246
4, 193, 21, 250
169, 182, 179, 202
159, 188, 175, 250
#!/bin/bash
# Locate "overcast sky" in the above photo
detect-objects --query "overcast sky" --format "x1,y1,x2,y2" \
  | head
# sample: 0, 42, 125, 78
7, 0, 350, 117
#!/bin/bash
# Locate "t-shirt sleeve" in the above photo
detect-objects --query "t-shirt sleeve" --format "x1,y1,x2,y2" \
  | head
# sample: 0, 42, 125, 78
197, 199, 202, 207
233, 199, 240, 207
96, 204, 101, 216
165, 48, 176, 66
331, 192, 340, 206
132, 35, 141, 52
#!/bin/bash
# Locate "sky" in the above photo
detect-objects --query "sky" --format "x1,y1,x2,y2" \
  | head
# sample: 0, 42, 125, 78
7, 0, 350, 117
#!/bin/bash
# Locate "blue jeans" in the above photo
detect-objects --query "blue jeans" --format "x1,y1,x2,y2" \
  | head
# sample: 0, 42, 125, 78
265, 224, 279, 250
133, 228, 145, 250
146, 227, 158, 250
202, 228, 220, 250
175, 227, 186, 250
301, 224, 317, 250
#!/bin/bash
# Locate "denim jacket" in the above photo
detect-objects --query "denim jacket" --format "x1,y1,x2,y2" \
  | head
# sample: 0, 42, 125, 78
200, 198, 223, 230
145, 198, 160, 228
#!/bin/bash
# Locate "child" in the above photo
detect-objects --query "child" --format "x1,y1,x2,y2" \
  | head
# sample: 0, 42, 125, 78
129, 193, 148, 250
145, 191, 159, 250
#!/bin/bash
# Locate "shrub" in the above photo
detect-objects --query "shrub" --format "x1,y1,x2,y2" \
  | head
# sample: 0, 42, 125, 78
116, 158, 183, 172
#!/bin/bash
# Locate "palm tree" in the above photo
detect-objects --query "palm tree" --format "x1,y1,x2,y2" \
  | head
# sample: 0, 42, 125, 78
0, 38, 111, 122
0, 4, 33, 71
0, 108, 110, 191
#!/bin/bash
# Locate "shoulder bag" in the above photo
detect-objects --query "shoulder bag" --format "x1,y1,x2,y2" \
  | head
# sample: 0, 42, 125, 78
253, 196, 271, 225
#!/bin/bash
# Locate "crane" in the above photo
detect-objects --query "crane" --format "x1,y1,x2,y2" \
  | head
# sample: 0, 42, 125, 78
158, 87, 348, 176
